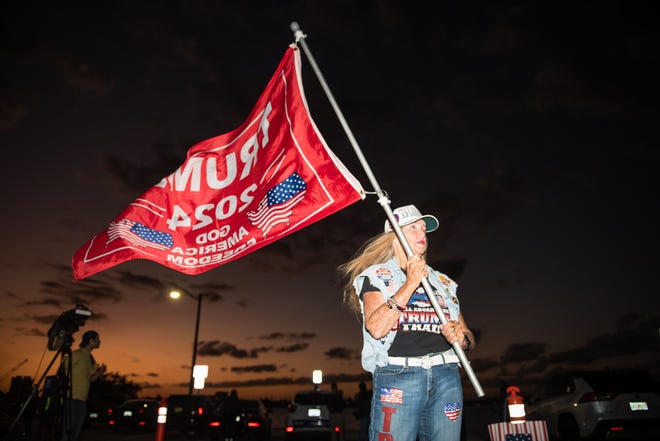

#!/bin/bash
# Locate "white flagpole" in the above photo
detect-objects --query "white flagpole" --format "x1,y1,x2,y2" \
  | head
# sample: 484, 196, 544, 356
291, 22, 485, 397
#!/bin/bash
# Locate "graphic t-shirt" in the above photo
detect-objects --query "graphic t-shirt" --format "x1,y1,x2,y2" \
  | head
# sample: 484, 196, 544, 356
360, 271, 452, 357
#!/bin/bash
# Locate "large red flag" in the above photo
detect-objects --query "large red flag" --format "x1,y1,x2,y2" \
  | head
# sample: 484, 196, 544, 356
72, 46, 364, 280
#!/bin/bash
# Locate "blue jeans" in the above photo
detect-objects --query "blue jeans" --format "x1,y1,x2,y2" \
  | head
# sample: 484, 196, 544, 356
60, 399, 86, 441
369, 362, 463, 441
359, 416, 371, 441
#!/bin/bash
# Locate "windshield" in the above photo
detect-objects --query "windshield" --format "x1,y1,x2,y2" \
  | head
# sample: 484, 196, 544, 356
295, 392, 341, 408
581, 370, 660, 393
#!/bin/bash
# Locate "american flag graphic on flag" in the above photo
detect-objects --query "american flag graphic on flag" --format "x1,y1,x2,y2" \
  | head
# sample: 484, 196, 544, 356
443, 402, 462, 421
488, 421, 549, 441
379, 387, 403, 405
106, 219, 174, 250
247, 172, 307, 236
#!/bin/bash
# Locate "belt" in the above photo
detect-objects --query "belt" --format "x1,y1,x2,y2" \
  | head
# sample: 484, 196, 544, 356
388, 351, 460, 369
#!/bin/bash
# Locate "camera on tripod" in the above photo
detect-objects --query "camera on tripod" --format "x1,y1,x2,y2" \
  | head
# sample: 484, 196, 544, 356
47, 304, 92, 351
7, 305, 95, 437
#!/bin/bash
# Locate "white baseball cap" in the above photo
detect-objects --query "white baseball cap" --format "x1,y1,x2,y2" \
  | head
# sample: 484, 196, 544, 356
384, 205, 439, 233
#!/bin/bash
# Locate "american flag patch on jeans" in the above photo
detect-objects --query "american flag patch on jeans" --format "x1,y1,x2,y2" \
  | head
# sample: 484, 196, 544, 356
379, 387, 403, 404
443, 402, 462, 421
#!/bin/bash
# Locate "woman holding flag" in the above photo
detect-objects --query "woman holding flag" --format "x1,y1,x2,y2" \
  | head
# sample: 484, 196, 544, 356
339, 205, 475, 441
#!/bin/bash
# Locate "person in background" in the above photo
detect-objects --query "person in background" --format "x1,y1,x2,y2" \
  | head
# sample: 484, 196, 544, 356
331, 382, 342, 399
221, 389, 242, 440
354, 381, 373, 441
339, 205, 475, 441
331, 382, 344, 406
60, 330, 106, 441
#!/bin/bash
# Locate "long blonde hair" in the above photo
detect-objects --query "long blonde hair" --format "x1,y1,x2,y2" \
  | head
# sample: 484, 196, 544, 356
337, 232, 396, 318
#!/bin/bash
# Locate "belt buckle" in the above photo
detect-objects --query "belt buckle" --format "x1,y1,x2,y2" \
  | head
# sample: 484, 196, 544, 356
420, 355, 432, 369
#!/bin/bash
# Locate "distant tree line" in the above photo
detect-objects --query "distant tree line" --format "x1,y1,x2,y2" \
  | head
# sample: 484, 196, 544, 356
89, 371, 141, 399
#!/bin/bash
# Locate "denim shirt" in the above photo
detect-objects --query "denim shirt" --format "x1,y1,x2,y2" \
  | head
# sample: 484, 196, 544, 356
353, 256, 460, 373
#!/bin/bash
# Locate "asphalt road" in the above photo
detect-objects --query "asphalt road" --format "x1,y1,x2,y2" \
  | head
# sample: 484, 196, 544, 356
79, 427, 356, 441
76, 403, 502, 441
2, 402, 501, 441
79, 406, 360, 441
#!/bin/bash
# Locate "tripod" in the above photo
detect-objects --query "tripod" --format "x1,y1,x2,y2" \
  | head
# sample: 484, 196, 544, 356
6, 334, 74, 441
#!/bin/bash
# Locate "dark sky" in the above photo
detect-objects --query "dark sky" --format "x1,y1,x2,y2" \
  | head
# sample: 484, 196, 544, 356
2, 1, 659, 400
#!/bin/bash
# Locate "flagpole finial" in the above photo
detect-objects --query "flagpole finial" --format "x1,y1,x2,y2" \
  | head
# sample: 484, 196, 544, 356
290, 21, 306, 42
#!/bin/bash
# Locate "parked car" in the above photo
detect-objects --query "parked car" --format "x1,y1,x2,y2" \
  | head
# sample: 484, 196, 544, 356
284, 390, 344, 440
208, 398, 272, 440
165, 394, 213, 436
108, 398, 161, 431
526, 369, 660, 440
85, 394, 127, 428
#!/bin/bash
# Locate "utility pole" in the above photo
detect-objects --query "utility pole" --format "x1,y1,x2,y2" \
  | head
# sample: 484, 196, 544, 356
0, 358, 28, 382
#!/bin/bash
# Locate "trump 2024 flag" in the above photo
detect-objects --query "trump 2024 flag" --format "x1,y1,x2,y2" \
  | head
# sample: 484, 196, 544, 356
72, 46, 364, 280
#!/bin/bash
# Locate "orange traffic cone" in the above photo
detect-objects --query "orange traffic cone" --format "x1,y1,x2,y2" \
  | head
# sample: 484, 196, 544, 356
155, 398, 167, 441
506, 386, 526, 424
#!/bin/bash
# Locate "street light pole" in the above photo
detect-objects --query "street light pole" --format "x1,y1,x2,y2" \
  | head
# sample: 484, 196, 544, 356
170, 289, 203, 397
189, 293, 202, 396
